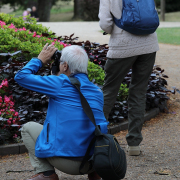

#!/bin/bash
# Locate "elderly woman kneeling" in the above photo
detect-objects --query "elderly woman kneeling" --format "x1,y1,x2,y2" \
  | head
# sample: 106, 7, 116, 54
15, 44, 108, 180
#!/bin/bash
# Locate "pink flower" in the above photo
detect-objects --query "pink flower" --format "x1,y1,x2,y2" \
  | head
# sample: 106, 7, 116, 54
0, 96, 2, 103
4, 96, 10, 103
60, 42, 64, 45
19, 28, 23, 31
14, 112, 18, 116
13, 120, 16, 124
1, 79, 8, 87
8, 23, 16, 29
36, 35, 41, 38
9, 118, 12, 120
51, 42, 55, 45
22, 27, 26, 31
7, 120, 11, 125
13, 134, 18, 138
0, 21, 6, 28
33, 32, 37, 37
10, 109, 15, 112
15, 29, 17, 32
10, 101, 14, 106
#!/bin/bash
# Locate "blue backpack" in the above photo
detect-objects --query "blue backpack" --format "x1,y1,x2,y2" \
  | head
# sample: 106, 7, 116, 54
113, 0, 159, 35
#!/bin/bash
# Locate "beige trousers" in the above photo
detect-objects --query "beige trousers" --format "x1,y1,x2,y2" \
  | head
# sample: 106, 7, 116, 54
21, 122, 93, 175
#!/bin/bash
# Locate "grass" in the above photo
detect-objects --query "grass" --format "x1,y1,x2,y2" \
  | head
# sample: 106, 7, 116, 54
156, 27, 180, 45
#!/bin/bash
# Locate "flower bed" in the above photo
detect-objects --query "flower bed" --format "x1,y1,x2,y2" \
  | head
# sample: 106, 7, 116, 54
0, 13, 175, 144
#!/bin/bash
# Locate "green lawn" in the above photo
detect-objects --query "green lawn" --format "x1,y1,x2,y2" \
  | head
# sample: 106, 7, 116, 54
156, 27, 180, 45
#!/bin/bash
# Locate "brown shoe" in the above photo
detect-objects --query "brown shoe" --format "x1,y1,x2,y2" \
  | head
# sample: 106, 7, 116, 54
27, 173, 59, 180
88, 171, 102, 180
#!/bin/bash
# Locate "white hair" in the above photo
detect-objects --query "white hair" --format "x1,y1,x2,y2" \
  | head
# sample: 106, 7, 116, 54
61, 45, 88, 74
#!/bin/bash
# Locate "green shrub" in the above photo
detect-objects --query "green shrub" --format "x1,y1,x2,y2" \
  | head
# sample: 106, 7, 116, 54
0, 13, 64, 60
88, 61, 105, 85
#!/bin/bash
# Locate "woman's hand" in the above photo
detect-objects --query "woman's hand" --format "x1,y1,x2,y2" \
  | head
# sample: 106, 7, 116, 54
38, 43, 58, 65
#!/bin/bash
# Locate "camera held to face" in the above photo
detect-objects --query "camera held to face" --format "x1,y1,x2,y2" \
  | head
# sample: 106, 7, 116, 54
51, 50, 62, 75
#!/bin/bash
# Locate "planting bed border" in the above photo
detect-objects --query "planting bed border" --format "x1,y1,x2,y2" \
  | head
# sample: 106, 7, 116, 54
0, 108, 159, 156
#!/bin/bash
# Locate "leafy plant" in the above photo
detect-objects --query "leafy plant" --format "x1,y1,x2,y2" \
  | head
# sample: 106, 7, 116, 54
117, 84, 129, 102
88, 61, 105, 85
0, 79, 21, 144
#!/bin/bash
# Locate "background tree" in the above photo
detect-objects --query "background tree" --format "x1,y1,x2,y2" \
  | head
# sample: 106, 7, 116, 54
155, 0, 180, 12
73, 0, 100, 21
73, 0, 82, 19
160, 0, 165, 21
0, 0, 58, 21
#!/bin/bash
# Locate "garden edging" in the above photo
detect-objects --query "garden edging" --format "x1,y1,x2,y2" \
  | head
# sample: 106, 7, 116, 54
0, 108, 160, 156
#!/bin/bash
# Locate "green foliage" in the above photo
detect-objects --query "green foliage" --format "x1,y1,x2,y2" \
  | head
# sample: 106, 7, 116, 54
156, 27, 180, 45
117, 84, 129, 102
88, 61, 105, 85
0, 13, 64, 60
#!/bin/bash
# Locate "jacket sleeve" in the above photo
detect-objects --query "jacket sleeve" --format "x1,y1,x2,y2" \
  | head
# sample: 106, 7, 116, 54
14, 58, 63, 98
98, 0, 114, 34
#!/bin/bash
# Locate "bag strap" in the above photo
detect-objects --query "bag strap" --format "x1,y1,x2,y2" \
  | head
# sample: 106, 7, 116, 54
79, 136, 96, 174
68, 77, 102, 174
68, 77, 97, 127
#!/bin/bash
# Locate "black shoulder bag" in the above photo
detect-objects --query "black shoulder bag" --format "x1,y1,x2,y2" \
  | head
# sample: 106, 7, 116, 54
69, 77, 127, 180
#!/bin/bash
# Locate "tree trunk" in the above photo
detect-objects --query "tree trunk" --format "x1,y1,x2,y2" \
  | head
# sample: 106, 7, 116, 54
38, 0, 53, 22
83, 0, 100, 21
73, 0, 83, 19
161, 0, 165, 21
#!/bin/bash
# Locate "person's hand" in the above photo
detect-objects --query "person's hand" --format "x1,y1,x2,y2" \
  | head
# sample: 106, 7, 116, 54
38, 43, 58, 65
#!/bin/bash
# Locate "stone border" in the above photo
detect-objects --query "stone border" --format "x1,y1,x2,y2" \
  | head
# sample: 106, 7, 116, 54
108, 108, 160, 134
0, 108, 159, 156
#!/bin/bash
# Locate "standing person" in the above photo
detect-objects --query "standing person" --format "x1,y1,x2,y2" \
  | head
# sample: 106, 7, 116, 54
15, 44, 107, 180
23, 8, 31, 20
99, 0, 159, 156
30, 6, 39, 21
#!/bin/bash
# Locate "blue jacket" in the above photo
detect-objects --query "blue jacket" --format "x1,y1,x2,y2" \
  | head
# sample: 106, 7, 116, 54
15, 58, 108, 158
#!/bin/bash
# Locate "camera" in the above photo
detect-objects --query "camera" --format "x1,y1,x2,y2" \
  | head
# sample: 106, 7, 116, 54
51, 50, 62, 75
